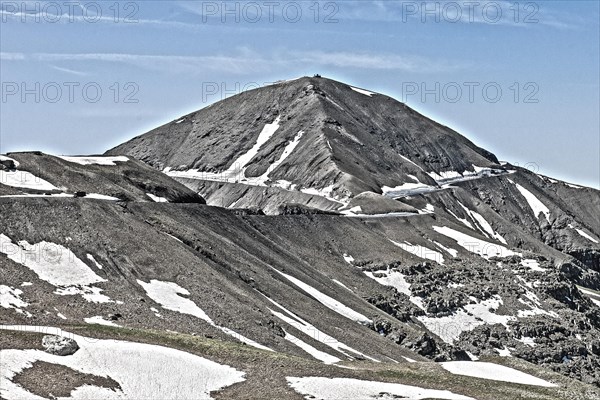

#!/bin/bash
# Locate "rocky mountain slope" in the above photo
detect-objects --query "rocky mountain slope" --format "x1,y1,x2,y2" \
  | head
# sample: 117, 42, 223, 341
107, 76, 499, 204
1, 77, 599, 399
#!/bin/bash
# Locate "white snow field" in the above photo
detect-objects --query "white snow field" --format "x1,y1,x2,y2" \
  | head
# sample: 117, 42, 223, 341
0, 235, 105, 287
274, 269, 371, 324
84, 193, 121, 201
251, 130, 304, 185
428, 165, 507, 185
166, 116, 281, 183
390, 239, 445, 264
84, 316, 120, 327
432, 226, 520, 259
579, 286, 600, 305
331, 279, 352, 292
457, 202, 507, 244
282, 330, 341, 364
264, 295, 377, 362
432, 241, 459, 257
286, 376, 474, 400
0, 325, 245, 400
440, 361, 557, 387
146, 193, 169, 203
382, 182, 437, 198
362, 268, 425, 311
349, 86, 376, 97
0, 193, 72, 198
299, 184, 347, 205
137, 279, 272, 351
510, 180, 550, 222
0, 234, 112, 303
86, 254, 104, 269
137, 279, 213, 322
520, 259, 546, 272
447, 209, 475, 230
568, 224, 599, 244
0, 285, 29, 315
0, 169, 59, 191
57, 156, 129, 165
363, 268, 411, 296
0, 155, 20, 167
417, 296, 515, 344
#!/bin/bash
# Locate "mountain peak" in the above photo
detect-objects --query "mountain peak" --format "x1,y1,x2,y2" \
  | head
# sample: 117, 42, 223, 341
107, 76, 500, 210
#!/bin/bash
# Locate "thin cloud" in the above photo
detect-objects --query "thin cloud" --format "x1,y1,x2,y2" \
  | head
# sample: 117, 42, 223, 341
0, 8, 200, 30
338, 0, 581, 30
290, 51, 468, 73
0, 52, 26, 60
50, 65, 89, 76
3, 50, 467, 75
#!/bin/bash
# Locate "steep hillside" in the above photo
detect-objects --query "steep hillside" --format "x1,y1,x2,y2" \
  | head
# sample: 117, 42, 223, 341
0, 152, 204, 203
2, 77, 599, 399
107, 76, 499, 201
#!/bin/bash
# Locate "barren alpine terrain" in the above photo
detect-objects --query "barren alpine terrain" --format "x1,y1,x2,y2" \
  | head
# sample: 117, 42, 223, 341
1, 77, 600, 399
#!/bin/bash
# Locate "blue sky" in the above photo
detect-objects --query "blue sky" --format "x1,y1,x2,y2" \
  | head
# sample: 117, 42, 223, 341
1, 0, 598, 187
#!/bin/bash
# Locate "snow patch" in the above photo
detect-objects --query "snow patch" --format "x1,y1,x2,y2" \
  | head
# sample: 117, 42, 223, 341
0, 325, 245, 400
520, 259, 545, 272
568, 224, 599, 244
457, 202, 507, 244
84, 316, 120, 327
432, 241, 459, 257
265, 296, 377, 362
349, 86, 376, 97
441, 361, 556, 387
0, 234, 111, 303
0, 170, 59, 191
432, 226, 520, 259
286, 377, 474, 400
282, 330, 341, 364
86, 254, 103, 269
418, 296, 515, 344
516, 336, 537, 347
510, 180, 550, 222
390, 239, 445, 264
54, 286, 112, 303
362, 268, 424, 310
0, 155, 20, 167
447, 209, 475, 230
428, 170, 463, 181
332, 279, 352, 292
167, 116, 281, 184
146, 193, 168, 203
299, 184, 347, 205
57, 156, 129, 166
274, 269, 371, 325
382, 182, 436, 198
137, 279, 272, 351
85, 193, 121, 200
0, 286, 28, 315
250, 130, 304, 186
0, 235, 105, 286
137, 279, 212, 323
399, 154, 424, 170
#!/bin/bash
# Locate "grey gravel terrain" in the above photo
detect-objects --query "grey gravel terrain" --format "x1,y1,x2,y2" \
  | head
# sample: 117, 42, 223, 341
1, 76, 599, 399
